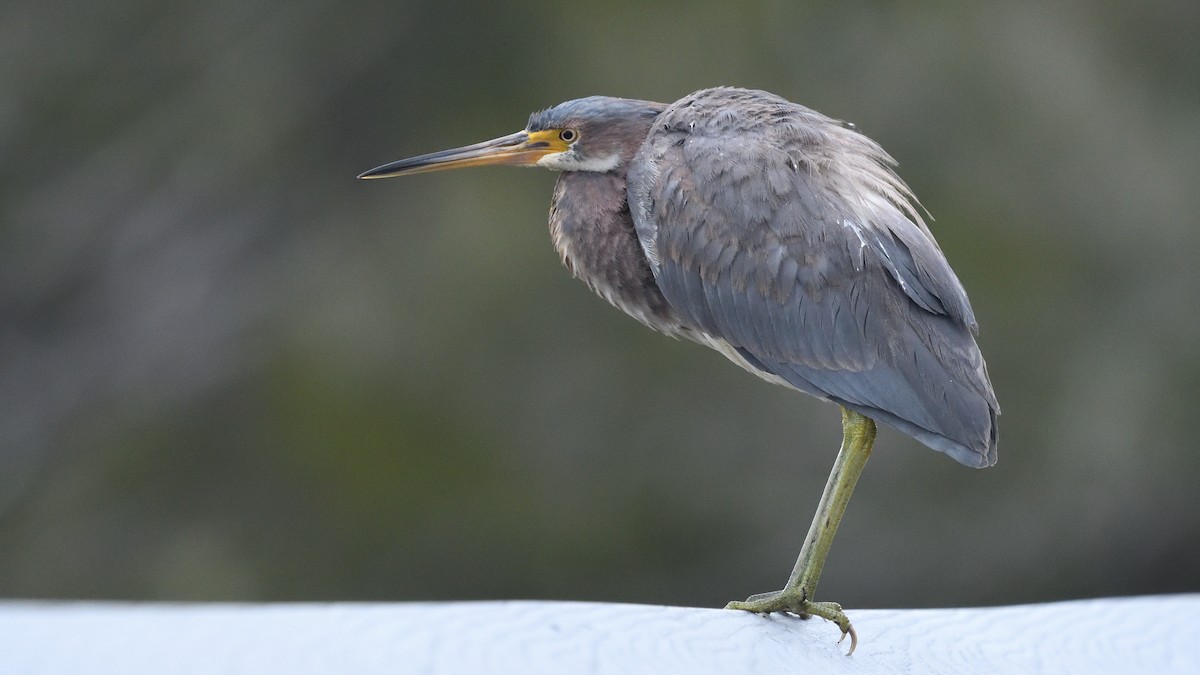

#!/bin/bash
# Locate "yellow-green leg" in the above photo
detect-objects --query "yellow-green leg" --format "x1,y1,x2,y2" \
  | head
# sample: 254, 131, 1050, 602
725, 407, 876, 655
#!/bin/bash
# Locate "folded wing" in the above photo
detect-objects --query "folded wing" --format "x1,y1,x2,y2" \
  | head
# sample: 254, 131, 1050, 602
627, 88, 998, 467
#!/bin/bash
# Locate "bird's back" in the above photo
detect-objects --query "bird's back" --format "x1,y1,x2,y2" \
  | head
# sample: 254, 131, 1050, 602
627, 87, 998, 467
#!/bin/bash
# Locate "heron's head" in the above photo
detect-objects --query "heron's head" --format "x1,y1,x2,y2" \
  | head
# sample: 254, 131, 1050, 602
358, 96, 667, 180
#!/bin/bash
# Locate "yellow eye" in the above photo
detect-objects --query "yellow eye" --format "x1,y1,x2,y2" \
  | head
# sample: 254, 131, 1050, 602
559, 129, 579, 143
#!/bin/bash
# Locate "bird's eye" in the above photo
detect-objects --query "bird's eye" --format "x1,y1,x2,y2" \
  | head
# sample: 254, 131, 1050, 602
559, 129, 579, 143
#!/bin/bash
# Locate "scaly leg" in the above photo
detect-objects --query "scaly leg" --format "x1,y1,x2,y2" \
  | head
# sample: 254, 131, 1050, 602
725, 407, 876, 655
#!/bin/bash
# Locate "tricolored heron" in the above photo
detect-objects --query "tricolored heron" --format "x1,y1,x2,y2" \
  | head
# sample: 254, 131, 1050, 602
360, 87, 998, 653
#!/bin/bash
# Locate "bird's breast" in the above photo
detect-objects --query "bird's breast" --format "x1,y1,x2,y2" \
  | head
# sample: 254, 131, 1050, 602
548, 172, 690, 339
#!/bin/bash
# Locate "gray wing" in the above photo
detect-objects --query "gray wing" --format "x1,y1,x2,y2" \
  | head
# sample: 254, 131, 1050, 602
627, 88, 998, 467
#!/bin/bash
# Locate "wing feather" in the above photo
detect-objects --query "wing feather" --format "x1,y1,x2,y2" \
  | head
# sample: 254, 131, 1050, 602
627, 88, 997, 466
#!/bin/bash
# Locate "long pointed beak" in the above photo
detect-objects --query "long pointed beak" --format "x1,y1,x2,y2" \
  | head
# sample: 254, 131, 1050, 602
358, 130, 564, 179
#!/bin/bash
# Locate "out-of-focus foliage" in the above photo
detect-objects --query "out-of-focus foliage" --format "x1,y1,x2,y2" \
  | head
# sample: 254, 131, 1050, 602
1, 0, 1197, 607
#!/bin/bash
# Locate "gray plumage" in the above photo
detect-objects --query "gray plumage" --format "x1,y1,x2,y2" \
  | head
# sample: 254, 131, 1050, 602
540, 87, 998, 467
361, 86, 999, 467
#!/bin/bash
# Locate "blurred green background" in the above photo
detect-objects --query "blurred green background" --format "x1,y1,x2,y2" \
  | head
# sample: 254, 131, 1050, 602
2, 0, 1197, 610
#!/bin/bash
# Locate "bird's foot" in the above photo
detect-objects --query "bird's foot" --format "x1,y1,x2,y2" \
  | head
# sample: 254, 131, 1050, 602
724, 589, 857, 655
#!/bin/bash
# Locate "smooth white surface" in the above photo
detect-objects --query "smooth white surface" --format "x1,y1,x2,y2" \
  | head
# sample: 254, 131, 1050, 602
1, 595, 1197, 674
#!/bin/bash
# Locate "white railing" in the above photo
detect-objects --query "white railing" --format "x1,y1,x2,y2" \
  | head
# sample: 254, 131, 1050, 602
1, 595, 1197, 674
